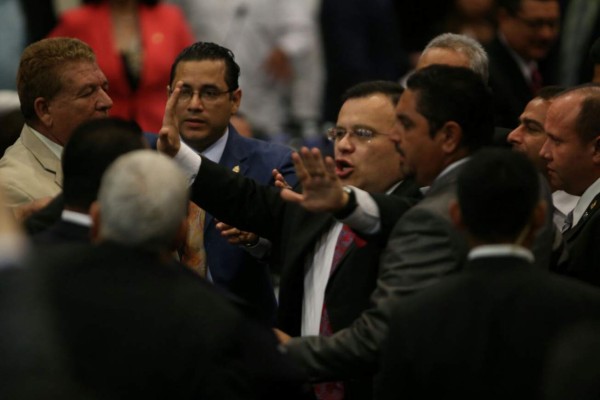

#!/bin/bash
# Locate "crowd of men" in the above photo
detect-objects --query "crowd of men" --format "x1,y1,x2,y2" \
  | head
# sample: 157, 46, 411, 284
1, 0, 600, 398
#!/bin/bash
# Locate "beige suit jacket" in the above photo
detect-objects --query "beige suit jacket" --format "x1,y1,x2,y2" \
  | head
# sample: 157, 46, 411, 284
0, 125, 62, 207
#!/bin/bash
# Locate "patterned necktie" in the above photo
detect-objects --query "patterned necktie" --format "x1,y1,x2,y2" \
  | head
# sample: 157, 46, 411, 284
314, 224, 354, 400
181, 202, 207, 278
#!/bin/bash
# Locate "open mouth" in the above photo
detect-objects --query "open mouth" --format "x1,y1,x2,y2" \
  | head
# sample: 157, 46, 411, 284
335, 159, 354, 178
184, 119, 207, 128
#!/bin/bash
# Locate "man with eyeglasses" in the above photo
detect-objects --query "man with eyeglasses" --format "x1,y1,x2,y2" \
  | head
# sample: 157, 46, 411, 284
486, 0, 560, 129
165, 41, 298, 324
159, 80, 421, 399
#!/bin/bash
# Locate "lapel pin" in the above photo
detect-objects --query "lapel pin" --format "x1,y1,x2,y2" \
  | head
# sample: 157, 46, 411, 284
232, 165, 240, 173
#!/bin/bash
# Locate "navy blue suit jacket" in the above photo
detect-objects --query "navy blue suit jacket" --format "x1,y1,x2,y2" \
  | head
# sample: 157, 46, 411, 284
144, 127, 297, 322
203, 126, 297, 323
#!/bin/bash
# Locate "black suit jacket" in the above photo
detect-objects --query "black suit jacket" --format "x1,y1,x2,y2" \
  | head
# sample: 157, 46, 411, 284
35, 242, 306, 399
191, 157, 421, 399
376, 254, 600, 400
486, 37, 534, 129
32, 218, 90, 245
554, 192, 600, 287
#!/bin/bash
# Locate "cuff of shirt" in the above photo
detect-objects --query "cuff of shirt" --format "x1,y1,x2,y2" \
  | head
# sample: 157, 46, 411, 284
173, 141, 201, 186
338, 187, 381, 235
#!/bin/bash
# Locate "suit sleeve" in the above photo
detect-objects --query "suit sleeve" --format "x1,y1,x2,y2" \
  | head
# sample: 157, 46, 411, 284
190, 156, 286, 243
284, 207, 468, 380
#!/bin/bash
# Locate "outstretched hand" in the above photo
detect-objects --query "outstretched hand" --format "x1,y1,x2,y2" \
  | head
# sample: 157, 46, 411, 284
157, 80, 183, 157
280, 147, 347, 213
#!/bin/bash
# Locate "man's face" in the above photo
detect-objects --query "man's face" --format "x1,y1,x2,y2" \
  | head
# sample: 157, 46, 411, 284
44, 61, 112, 145
499, 0, 560, 61
333, 94, 404, 193
540, 94, 596, 195
171, 60, 241, 152
507, 97, 550, 173
417, 48, 471, 70
391, 89, 445, 187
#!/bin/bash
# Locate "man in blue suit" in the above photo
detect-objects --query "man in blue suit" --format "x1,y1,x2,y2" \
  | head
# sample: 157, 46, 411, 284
166, 42, 297, 323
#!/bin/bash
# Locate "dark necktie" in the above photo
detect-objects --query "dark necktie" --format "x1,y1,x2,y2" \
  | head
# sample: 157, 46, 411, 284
314, 224, 354, 400
561, 211, 573, 233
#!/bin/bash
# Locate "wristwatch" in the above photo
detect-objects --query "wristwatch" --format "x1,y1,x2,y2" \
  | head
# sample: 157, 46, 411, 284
333, 186, 358, 220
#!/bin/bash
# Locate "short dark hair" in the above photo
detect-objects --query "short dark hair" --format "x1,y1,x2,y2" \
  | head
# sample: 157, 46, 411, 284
341, 80, 404, 107
590, 36, 600, 65
458, 148, 540, 242
62, 118, 147, 210
537, 85, 565, 100
83, 0, 159, 5
406, 65, 494, 152
169, 42, 240, 91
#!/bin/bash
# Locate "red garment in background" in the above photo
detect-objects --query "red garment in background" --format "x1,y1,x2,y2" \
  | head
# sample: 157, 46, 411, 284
49, 2, 194, 132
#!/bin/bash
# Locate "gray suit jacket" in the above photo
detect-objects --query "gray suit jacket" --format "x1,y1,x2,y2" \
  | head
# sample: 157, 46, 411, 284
0, 125, 62, 207
285, 162, 469, 381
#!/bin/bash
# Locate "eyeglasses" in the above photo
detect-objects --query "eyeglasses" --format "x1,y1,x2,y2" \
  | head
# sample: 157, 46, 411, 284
326, 127, 388, 142
515, 14, 560, 31
173, 86, 234, 103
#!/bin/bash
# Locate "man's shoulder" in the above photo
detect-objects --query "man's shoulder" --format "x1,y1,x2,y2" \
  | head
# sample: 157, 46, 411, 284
232, 133, 293, 159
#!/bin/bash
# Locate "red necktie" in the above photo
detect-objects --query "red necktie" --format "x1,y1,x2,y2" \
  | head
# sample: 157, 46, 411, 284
530, 66, 543, 95
314, 225, 354, 400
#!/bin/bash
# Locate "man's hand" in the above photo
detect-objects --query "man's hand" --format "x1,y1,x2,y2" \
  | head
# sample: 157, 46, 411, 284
272, 168, 292, 190
158, 80, 183, 157
273, 328, 291, 344
215, 221, 259, 246
280, 147, 348, 213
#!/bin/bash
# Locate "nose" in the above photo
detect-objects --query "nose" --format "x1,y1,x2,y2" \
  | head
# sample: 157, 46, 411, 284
97, 88, 113, 112
539, 137, 551, 161
187, 92, 204, 112
507, 126, 522, 146
538, 24, 558, 42
336, 131, 355, 153
389, 123, 402, 145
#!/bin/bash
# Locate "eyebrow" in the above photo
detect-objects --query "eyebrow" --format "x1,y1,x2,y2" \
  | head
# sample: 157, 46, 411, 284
521, 117, 544, 129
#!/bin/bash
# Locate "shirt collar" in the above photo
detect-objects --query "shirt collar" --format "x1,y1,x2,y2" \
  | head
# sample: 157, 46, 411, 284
61, 209, 93, 227
433, 157, 470, 185
199, 127, 229, 163
572, 176, 600, 226
29, 125, 63, 160
468, 244, 534, 263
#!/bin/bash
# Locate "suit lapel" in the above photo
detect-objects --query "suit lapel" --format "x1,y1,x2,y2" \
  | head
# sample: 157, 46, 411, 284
21, 125, 63, 187
564, 193, 600, 243
204, 126, 248, 231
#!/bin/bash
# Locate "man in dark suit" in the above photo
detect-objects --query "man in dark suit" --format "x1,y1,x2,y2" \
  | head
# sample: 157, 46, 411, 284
487, 0, 560, 128
167, 42, 298, 323
271, 66, 494, 383
159, 80, 421, 399
375, 148, 600, 399
36, 150, 305, 399
32, 118, 147, 245
540, 84, 600, 286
